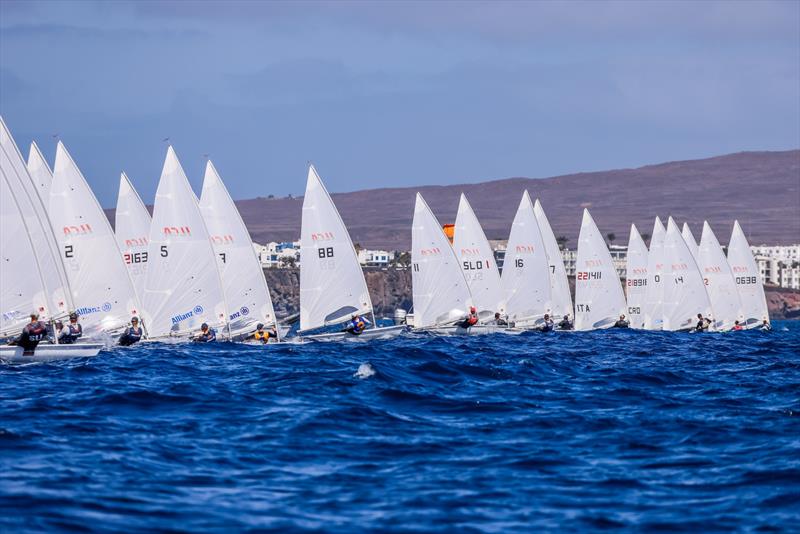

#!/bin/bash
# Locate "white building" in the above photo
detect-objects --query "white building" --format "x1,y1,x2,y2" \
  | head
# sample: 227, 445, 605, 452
253, 241, 301, 268
358, 249, 394, 267
752, 244, 800, 289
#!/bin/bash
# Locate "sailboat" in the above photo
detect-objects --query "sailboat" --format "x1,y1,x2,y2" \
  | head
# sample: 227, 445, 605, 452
698, 221, 742, 331
727, 221, 769, 329
0, 120, 101, 362
453, 193, 503, 321
625, 224, 648, 329
574, 209, 626, 330
682, 222, 700, 262
299, 165, 404, 341
533, 199, 572, 321
642, 217, 666, 330
115, 172, 151, 296
27, 141, 53, 203
0, 117, 73, 323
411, 193, 491, 334
199, 160, 280, 341
500, 191, 551, 328
141, 147, 228, 339
49, 142, 142, 337
661, 217, 713, 331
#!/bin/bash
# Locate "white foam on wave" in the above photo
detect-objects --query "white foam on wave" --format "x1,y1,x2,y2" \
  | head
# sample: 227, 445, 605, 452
354, 362, 376, 379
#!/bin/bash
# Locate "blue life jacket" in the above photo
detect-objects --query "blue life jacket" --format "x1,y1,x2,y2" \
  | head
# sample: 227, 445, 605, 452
59, 323, 82, 344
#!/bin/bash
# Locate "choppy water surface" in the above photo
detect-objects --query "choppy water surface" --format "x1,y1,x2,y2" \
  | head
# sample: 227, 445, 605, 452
2, 324, 799, 532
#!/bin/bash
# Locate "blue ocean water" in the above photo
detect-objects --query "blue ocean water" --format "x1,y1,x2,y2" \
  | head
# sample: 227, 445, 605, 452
2, 324, 799, 532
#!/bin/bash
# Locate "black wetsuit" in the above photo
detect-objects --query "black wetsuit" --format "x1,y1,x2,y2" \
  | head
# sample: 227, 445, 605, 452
558, 318, 573, 330
194, 328, 217, 342
119, 326, 143, 346
613, 320, 629, 328
695, 319, 711, 332
59, 323, 83, 344
14, 321, 48, 353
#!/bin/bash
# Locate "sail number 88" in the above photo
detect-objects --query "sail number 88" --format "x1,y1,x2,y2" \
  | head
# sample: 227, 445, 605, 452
318, 247, 334, 259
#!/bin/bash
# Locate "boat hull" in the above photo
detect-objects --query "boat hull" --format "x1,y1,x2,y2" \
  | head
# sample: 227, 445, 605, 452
413, 324, 511, 336
0, 343, 103, 364
302, 325, 407, 342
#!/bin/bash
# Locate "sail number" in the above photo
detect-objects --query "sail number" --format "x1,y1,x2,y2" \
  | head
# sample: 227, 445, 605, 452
64, 245, 74, 258
628, 306, 641, 314
736, 276, 758, 285
124, 251, 149, 264
318, 247, 334, 259
160, 245, 168, 257
514, 258, 524, 268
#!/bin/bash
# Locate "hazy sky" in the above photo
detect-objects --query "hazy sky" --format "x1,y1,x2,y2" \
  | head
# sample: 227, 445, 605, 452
1, 0, 798, 207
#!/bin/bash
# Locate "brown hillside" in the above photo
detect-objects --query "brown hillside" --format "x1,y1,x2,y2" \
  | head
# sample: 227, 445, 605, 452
109, 150, 800, 249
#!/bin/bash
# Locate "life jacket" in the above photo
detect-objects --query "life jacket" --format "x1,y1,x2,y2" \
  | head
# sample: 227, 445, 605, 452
351, 318, 366, 333
254, 330, 271, 341
466, 314, 478, 326
127, 326, 142, 340
733, 325, 743, 331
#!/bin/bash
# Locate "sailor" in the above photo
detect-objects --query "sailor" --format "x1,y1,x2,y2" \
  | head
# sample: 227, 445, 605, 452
557, 314, 574, 330
11, 313, 48, 354
760, 319, 771, 331
613, 314, 630, 328
249, 322, 277, 344
695, 313, 712, 332
119, 316, 144, 346
458, 306, 479, 329
58, 312, 83, 344
345, 314, 367, 336
540, 313, 555, 332
194, 323, 217, 342
732, 320, 743, 331
493, 312, 508, 327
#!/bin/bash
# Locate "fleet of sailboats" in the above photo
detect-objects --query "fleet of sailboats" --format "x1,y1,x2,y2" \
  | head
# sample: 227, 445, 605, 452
0, 116, 777, 361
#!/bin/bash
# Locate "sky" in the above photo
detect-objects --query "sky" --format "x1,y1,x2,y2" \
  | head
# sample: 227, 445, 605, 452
1, 0, 798, 207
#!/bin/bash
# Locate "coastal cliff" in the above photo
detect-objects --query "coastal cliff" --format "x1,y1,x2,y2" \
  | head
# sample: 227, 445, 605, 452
264, 268, 799, 321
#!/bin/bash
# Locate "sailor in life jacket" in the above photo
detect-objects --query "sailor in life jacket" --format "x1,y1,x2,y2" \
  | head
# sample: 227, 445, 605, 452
731, 320, 743, 331
249, 323, 277, 344
58, 312, 83, 344
540, 313, 555, 332
346, 314, 367, 335
12, 312, 48, 353
459, 306, 479, 329
119, 316, 144, 346
194, 323, 217, 342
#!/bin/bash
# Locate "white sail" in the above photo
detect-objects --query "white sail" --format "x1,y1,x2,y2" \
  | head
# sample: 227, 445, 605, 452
453, 193, 503, 319
533, 199, 572, 320
142, 147, 228, 337
682, 222, 699, 262
500, 191, 551, 326
300, 165, 372, 332
49, 142, 142, 335
727, 220, 769, 328
0, 117, 72, 320
698, 221, 742, 330
115, 172, 151, 294
27, 141, 53, 203
642, 217, 666, 330
0, 171, 48, 335
199, 160, 278, 337
411, 193, 474, 328
662, 217, 713, 331
625, 224, 648, 329
574, 209, 626, 330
